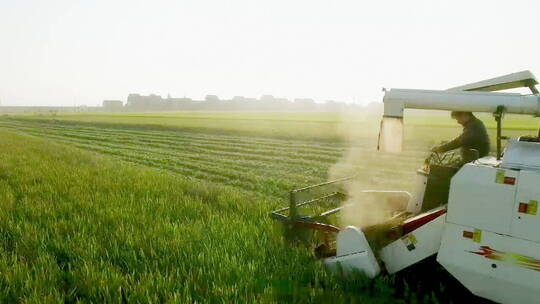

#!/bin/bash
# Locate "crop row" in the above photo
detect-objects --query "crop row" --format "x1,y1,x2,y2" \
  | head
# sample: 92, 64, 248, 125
0, 118, 423, 198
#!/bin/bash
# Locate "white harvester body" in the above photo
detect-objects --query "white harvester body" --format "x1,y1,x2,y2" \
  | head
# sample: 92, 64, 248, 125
381, 209, 445, 274
439, 144, 540, 304
325, 226, 381, 278
327, 140, 540, 304
326, 71, 540, 304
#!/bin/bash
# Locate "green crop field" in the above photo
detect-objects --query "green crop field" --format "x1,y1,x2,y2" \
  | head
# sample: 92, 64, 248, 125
0, 112, 538, 303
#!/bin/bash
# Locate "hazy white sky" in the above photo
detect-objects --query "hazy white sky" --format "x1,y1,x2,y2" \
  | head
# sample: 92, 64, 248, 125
1, 0, 539, 106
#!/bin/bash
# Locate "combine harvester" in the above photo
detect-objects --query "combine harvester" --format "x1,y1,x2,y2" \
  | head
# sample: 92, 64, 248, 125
271, 71, 540, 304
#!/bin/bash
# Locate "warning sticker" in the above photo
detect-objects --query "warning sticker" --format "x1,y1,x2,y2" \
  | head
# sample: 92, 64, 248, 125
495, 170, 505, 184
473, 229, 482, 243
495, 170, 516, 185
463, 231, 474, 239
402, 234, 417, 251
504, 177, 516, 185
527, 200, 538, 215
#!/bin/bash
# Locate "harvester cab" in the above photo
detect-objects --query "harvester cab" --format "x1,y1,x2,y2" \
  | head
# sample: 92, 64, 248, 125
271, 71, 540, 304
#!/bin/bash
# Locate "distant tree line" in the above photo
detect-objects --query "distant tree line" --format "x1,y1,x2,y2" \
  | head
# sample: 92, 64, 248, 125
102, 93, 369, 112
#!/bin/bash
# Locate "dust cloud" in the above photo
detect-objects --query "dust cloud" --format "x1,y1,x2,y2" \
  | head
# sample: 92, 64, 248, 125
339, 188, 405, 229
328, 113, 407, 229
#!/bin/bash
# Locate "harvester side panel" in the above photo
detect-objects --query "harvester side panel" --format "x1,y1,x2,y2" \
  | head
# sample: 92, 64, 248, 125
438, 222, 540, 304
511, 169, 540, 243
379, 212, 446, 274
446, 161, 519, 235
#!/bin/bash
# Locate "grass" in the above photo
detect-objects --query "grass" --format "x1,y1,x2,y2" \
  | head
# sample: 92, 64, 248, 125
0, 130, 407, 303
0, 117, 428, 197
8, 111, 539, 141
0, 111, 538, 303
8, 112, 355, 141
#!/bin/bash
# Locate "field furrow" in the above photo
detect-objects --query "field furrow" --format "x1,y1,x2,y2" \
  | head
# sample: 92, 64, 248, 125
0, 118, 422, 199
1, 118, 345, 152
5, 125, 333, 175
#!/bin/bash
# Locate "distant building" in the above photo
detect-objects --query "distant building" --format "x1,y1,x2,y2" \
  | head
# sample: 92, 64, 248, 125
126, 94, 165, 110
102, 100, 123, 111
167, 97, 192, 103
232, 96, 246, 102
105, 92, 333, 112
205, 95, 220, 102
167, 96, 193, 109
259, 95, 275, 102
124, 93, 199, 110
273, 97, 290, 103
294, 98, 315, 104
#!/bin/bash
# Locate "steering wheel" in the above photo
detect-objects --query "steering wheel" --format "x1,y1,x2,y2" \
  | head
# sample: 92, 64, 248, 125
424, 151, 458, 167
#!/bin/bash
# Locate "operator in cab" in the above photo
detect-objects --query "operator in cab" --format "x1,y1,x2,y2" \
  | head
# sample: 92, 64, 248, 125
431, 111, 490, 164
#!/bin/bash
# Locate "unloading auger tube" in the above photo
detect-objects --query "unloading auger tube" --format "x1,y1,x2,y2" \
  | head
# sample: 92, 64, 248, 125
379, 88, 540, 154
382, 89, 540, 119
384, 70, 540, 119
